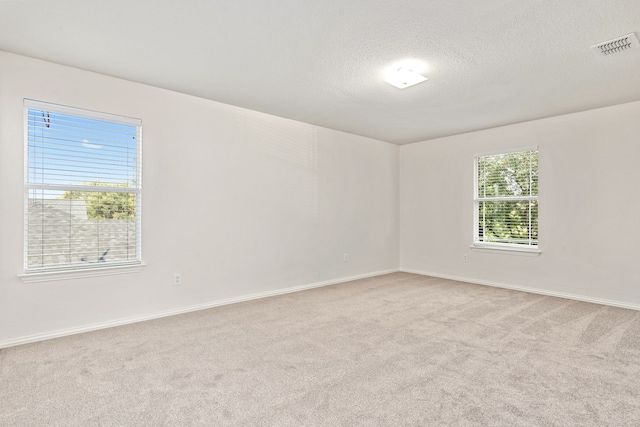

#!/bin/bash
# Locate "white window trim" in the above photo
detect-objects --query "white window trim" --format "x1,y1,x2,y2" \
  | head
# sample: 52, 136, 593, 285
24, 99, 141, 126
19, 263, 146, 283
471, 243, 541, 256
473, 145, 539, 158
22, 99, 143, 279
473, 147, 539, 254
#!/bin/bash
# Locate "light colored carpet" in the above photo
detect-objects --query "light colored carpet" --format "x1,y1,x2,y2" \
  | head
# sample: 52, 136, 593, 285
2, 272, 640, 426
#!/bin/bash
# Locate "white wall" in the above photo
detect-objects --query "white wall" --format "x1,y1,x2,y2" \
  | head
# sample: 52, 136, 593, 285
400, 100, 640, 306
0, 51, 399, 345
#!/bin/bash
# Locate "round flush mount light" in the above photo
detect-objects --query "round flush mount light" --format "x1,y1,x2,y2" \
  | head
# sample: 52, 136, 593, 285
382, 59, 429, 89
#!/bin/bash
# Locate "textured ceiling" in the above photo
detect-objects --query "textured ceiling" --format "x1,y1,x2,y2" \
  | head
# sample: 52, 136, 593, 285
1, 0, 640, 144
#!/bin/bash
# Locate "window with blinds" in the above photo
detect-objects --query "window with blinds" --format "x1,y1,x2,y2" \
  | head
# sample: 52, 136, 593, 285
24, 100, 142, 272
474, 148, 538, 248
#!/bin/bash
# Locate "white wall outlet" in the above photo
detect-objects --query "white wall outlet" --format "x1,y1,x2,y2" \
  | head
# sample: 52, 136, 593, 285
343, 253, 349, 262
173, 273, 182, 286
463, 254, 469, 262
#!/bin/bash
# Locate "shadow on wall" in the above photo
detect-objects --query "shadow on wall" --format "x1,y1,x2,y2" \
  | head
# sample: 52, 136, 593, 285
244, 113, 318, 220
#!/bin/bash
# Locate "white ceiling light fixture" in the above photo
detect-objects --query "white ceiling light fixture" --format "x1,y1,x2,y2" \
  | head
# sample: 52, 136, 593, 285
384, 67, 428, 89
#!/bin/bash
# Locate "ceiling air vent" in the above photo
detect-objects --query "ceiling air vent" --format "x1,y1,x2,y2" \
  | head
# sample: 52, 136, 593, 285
591, 33, 640, 57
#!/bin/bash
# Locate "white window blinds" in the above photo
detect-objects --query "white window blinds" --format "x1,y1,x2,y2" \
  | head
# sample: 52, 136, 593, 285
24, 100, 142, 272
474, 148, 538, 248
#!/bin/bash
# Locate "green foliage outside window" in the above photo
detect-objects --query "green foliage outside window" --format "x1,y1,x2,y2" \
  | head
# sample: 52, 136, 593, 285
477, 150, 538, 245
62, 181, 136, 220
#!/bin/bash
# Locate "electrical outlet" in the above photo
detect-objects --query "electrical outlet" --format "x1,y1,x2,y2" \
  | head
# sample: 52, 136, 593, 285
463, 254, 469, 262
343, 253, 349, 262
173, 273, 182, 286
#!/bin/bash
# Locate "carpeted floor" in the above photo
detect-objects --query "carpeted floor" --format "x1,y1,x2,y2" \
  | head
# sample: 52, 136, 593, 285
2, 272, 640, 426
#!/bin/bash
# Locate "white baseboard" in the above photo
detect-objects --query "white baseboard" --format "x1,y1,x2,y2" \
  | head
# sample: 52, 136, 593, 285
400, 268, 640, 311
0, 268, 399, 349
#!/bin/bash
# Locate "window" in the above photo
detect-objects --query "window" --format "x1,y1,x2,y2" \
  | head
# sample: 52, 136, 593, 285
24, 100, 142, 273
474, 148, 538, 250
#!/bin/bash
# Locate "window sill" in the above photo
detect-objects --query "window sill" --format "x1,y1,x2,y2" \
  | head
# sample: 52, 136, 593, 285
19, 263, 146, 283
470, 244, 541, 257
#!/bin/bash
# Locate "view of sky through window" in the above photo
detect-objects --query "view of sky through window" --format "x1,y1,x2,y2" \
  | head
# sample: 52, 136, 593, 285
27, 108, 138, 195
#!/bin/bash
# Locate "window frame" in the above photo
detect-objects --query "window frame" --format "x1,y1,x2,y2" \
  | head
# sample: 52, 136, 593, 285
472, 146, 540, 255
22, 99, 144, 280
